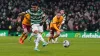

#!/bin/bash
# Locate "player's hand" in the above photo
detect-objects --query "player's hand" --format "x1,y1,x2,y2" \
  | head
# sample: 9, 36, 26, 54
57, 29, 63, 34
18, 12, 26, 16
60, 29, 63, 32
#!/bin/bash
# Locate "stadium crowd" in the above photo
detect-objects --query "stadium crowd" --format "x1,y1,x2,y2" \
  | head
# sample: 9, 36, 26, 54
0, 0, 100, 35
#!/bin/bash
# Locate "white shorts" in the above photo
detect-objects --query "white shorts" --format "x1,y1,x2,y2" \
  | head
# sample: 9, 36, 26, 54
31, 24, 43, 33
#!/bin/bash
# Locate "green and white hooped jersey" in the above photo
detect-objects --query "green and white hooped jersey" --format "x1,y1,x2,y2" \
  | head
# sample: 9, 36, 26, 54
26, 8, 44, 24
63, 14, 66, 21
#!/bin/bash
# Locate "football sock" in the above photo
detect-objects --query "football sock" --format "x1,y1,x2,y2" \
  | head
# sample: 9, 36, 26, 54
53, 34, 59, 39
29, 33, 34, 40
48, 36, 52, 42
37, 33, 45, 42
35, 41, 39, 49
35, 34, 40, 49
22, 34, 28, 41
51, 39, 55, 43
20, 33, 26, 39
55, 37, 58, 42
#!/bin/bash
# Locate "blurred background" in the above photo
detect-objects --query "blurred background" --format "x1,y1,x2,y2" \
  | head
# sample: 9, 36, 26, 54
0, 0, 100, 36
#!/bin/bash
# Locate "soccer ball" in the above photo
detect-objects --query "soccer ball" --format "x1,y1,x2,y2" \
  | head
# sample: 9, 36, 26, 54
63, 40, 70, 47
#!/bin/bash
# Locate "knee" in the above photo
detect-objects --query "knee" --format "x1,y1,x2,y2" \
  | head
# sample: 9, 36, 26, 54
25, 33, 28, 35
33, 30, 38, 34
57, 32, 60, 36
24, 29, 28, 33
50, 34, 54, 38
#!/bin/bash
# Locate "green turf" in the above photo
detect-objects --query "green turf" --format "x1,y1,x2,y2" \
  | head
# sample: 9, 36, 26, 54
0, 36, 100, 56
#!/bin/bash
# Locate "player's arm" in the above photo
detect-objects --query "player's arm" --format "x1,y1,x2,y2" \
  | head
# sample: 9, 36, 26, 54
52, 17, 60, 31
59, 16, 64, 29
41, 13, 47, 22
40, 12, 47, 26
18, 12, 26, 20
17, 12, 26, 22
46, 19, 50, 30
62, 14, 66, 24
24, 13, 30, 20
53, 21, 63, 32
53, 23, 60, 31
18, 9, 30, 17
18, 12, 26, 16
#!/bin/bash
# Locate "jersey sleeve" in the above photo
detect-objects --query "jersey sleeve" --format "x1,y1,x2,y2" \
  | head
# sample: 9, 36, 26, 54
25, 9, 30, 13
58, 16, 64, 28
39, 10, 44, 18
24, 13, 30, 20
40, 10, 44, 16
53, 24, 60, 31
52, 16, 60, 31
59, 16, 64, 25
46, 18, 50, 25
52, 16, 57, 24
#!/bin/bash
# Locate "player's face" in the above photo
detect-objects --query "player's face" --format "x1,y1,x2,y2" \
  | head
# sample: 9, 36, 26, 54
32, 6, 38, 11
60, 10, 64, 15
57, 13, 61, 19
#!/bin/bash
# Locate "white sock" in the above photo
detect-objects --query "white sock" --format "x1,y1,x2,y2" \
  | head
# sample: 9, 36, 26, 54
34, 36, 40, 49
51, 39, 55, 43
34, 33, 46, 49
55, 38, 58, 42
29, 33, 34, 40
37, 33, 45, 43
35, 41, 39, 49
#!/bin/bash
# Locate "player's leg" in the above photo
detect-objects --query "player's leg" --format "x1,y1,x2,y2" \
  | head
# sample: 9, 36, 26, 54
36, 33, 47, 46
21, 32, 28, 43
20, 25, 31, 44
48, 34, 54, 43
54, 37, 59, 43
19, 32, 26, 42
32, 24, 47, 51
48, 29, 54, 43
31, 24, 41, 51
22, 25, 31, 42
28, 33, 34, 41
50, 31, 60, 44
34, 33, 48, 51
34, 35, 40, 51
54, 29, 63, 43
53, 31, 60, 40
19, 24, 28, 44
38, 24, 47, 46
19, 28, 28, 44
28, 24, 37, 41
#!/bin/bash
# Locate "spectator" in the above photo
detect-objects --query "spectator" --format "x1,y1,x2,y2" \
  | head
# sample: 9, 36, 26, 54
0, 0, 100, 32
1, 21, 7, 30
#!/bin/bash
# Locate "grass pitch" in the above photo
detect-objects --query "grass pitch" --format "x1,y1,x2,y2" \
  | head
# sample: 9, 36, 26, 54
0, 36, 100, 56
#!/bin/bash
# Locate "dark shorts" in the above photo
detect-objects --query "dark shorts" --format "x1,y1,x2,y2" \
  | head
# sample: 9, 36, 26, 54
22, 24, 31, 32
50, 28, 56, 36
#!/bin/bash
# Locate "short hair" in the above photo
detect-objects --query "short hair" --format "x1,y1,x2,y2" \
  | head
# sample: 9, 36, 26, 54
56, 11, 61, 15
31, 2, 38, 6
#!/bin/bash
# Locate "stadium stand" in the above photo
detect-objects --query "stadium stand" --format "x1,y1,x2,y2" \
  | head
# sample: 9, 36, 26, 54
0, 0, 100, 35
